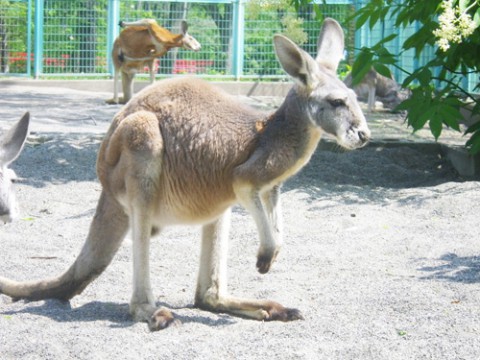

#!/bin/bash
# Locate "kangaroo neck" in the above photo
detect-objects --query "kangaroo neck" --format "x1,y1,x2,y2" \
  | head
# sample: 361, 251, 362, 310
262, 90, 320, 148
252, 90, 323, 186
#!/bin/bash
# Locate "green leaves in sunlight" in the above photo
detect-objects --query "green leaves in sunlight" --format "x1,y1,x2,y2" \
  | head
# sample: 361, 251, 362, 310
348, 0, 480, 155
291, 0, 480, 154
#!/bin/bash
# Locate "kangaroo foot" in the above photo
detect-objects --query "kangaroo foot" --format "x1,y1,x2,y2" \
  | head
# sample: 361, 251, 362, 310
105, 97, 126, 105
130, 303, 179, 331
266, 303, 304, 321
196, 295, 303, 322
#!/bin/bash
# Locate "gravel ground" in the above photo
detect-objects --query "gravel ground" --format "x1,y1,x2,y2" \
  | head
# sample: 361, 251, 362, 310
1, 84, 480, 360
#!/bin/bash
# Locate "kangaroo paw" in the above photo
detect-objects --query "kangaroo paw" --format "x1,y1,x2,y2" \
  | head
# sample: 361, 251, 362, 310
148, 307, 180, 331
256, 249, 279, 274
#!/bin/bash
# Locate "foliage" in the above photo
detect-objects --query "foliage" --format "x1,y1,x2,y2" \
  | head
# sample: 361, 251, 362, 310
245, 0, 355, 76
351, 0, 480, 154
246, 0, 308, 44
0, 0, 30, 73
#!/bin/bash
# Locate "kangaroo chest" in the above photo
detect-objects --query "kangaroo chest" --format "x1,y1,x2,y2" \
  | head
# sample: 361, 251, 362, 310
269, 127, 322, 187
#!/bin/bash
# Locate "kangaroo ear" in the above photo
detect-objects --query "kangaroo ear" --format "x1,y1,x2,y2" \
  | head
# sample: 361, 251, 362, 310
181, 20, 188, 35
316, 18, 345, 73
0, 112, 30, 166
273, 35, 319, 91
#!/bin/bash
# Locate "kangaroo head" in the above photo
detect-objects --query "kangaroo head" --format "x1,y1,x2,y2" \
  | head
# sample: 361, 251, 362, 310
180, 20, 201, 52
0, 112, 30, 224
274, 18, 370, 150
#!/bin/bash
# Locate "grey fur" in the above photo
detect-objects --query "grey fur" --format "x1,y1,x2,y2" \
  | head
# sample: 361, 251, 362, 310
0, 112, 30, 223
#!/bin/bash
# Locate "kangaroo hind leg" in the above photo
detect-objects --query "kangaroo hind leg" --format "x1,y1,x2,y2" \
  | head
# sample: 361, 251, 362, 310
115, 111, 175, 331
194, 209, 303, 322
128, 209, 176, 331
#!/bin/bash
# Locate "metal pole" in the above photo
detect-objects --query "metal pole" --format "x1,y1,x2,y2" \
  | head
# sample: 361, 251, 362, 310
33, 0, 44, 78
107, 0, 119, 76
26, 0, 32, 76
232, 0, 244, 80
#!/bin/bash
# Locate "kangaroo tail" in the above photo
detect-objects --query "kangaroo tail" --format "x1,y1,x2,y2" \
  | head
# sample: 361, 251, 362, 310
0, 191, 129, 301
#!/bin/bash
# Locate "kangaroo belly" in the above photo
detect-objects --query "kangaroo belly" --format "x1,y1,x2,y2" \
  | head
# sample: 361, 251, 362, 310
155, 163, 237, 225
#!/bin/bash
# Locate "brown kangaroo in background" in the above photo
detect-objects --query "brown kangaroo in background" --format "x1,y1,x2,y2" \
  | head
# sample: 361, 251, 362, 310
108, 18, 201, 104
0, 19, 370, 331
344, 68, 410, 112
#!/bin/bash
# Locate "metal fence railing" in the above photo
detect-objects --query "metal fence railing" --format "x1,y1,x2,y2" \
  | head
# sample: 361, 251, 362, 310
7, 0, 475, 92
0, 0, 356, 80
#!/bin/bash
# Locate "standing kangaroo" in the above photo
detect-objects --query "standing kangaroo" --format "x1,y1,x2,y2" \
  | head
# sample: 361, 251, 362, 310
0, 112, 30, 223
108, 19, 201, 104
0, 19, 370, 331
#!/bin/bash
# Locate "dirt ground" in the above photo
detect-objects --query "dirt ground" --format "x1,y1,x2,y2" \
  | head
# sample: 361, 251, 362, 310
1, 83, 479, 360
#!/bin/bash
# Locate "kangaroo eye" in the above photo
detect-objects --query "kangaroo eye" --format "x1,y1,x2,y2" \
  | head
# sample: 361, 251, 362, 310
328, 98, 345, 108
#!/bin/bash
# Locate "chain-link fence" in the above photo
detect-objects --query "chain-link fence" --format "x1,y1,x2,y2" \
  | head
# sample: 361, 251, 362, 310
0, 0, 32, 75
0, 0, 356, 79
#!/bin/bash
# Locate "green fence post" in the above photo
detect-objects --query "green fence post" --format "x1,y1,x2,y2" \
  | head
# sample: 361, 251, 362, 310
232, 0, 245, 80
33, 0, 43, 78
107, 0, 119, 76
26, 0, 32, 77
354, 0, 365, 52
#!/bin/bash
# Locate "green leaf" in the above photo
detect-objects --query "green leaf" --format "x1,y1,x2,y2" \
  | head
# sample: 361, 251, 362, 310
474, 9, 480, 27
442, 114, 462, 132
417, 68, 433, 87
466, 130, 480, 154
459, 0, 469, 12
416, 108, 433, 130
369, 9, 381, 29
402, 73, 417, 87
465, 120, 480, 135
374, 34, 398, 47
355, 10, 372, 29
394, 99, 412, 112
429, 115, 443, 140
373, 63, 392, 79
351, 50, 374, 85
313, 4, 323, 21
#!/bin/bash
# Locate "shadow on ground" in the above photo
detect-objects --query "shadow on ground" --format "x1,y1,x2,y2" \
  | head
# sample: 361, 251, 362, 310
284, 139, 463, 204
12, 133, 102, 187
418, 253, 480, 284
1, 299, 236, 329
12, 133, 464, 192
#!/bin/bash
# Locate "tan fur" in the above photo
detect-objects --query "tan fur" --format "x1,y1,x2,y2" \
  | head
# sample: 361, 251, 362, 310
0, 19, 370, 331
108, 19, 201, 105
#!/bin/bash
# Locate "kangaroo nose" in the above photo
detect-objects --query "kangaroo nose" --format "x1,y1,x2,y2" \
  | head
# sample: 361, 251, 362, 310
358, 130, 370, 143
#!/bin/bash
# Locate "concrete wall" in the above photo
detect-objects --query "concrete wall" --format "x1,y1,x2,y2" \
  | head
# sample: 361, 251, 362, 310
0, 78, 293, 98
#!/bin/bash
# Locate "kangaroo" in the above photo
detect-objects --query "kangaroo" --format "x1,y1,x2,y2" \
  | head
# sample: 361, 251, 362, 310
108, 19, 201, 105
0, 112, 30, 223
0, 19, 370, 331
344, 69, 410, 112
